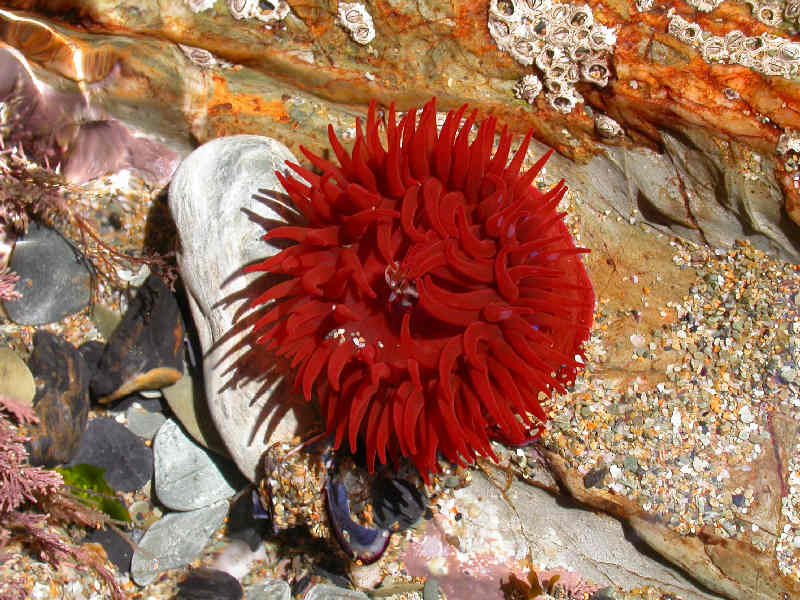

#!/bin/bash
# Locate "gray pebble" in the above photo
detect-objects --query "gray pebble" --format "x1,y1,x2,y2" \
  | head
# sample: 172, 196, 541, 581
126, 405, 167, 439
302, 584, 369, 599
423, 578, 440, 600
154, 419, 242, 511
131, 500, 228, 586
3, 223, 91, 325
245, 581, 291, 600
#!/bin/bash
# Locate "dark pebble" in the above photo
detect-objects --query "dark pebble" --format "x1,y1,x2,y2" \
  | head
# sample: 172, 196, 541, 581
732, 493, 745, 507
583, 467, 609, 489
108, 393, 165, 414
227, 489, 272, 551
84, 526, 135, 573
91, 273, 184, 404
78, 340, 106, 377
2, 222, 92, 325
67, 417, 153, 492
174, 568, 243, 600
372, 478, 425, 532
27, 331, 90, 466
590, 587, 617, 600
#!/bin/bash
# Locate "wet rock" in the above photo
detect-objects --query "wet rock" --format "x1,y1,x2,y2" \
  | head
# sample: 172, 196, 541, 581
91, 273, 184, 404
125, 403, 167, 439
27, 331, 90, 467
131, 500, 229, 586
211, 539, 268, 580
109, 393, 164, 414
78, 340, 105, 379
2, 223, 92, 325
153, 418, 243, 511
175, 568, 243, 600
84, 526, 135, 573
0, 347, 36, 407
372, 478, 425, 532
67, 417, 153, 492
302, 584, 369, 600
162, 373, 229, 457
168, 135, 318, 481
244, 581, 291, 600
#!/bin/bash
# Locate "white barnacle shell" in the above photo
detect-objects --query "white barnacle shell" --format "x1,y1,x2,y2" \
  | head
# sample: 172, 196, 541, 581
254, 0, 290, 24
777, 131, 800, 155
546, 87, 582, 114
513, 73, 543, 104
550, 3, 571, 23
588, 24, 617, 52
510, 38, 541, 66
580, 57, 610, 86
179, 44, 217, 68
754, 2, 783, 27
595, 113, 623, 138
635, 0, 654, 12
535, 45, 563, 71
186, 0, 215, 13
700, 36, 728, 63
228, 0, 256, 19
489, 0, 524, 23
785, 0, 800, 21
338, 2, 376, 45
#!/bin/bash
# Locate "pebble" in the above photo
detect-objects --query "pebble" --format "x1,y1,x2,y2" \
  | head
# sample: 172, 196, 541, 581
422, 578, 440, 600
0, 347, 36, 406
175, 568, 243, 600
26, 331, 90, 466
84, 526, 135, 573
130, 499, 228, 586
125, 403, 167, 439
153, 418, 243, 511
66, 417, 153, 492
161, 373, 230, 457
227, 489, 272, 551
2, 222, 92, 325
244, 581, 291, 600
302, 584, 369, 600
90, 273, 184, 404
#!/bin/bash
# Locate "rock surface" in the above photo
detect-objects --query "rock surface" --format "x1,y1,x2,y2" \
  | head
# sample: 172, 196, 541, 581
66, 416, 153, 492
26, 331, 90, 467
153, 418, 242, 511
0, 347, 36, 407
130, 499, 229, 586
91, 273, 184, 404
244, 581, 291, 600
168, 135, 318, 481
2, 223, 92, 325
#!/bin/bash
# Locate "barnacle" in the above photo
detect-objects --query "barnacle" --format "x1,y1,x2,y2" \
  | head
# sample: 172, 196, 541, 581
594, 114, 622, 139
228, 0, 290, 23
488, 0, 616, 114
337, 2, 376, 46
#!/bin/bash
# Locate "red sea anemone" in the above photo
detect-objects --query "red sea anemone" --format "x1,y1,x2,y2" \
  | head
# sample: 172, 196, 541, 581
247, 98, 594, 481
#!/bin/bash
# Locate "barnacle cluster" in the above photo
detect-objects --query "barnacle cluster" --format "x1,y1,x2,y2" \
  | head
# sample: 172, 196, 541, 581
178, 44, 234, 69
488, 0, 616, 114
667, 10, 800, 78
337, 2, 376, 46
228, 0, 290, 23
746, 0, 784, 26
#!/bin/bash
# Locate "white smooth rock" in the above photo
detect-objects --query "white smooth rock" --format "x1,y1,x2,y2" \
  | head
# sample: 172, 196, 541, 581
168, 135, 317, 481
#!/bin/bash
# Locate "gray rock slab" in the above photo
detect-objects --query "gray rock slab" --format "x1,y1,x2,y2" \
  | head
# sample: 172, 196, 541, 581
303, 584, 369, 600
3, 223, 92, 325
162, 373, 229, 457
153, 418, 241, 511
125, 404, 166, 439
245, 580, 291, 600
406, 470, 723, 600
130, 499, 228, 586
168, 135, 318, 481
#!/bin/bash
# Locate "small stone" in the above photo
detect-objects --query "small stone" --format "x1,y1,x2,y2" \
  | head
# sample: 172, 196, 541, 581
131, 500, 228, 586
162, 373, 229, 457
583, 466, 608, 489
84, 526, 135, 573
91, 273, 184, 404
732, 493, 745, 507
78, 340, 105, 378
154, 419, 243, 511
423, 578, 440, 600
125, 404, 167, 439
0, 347, 36, 407
590, 588, 617, 600
228, 489, 272, 551
738, 405, 754, 424
26, 331, 90, 466
244, 581, 291, 600
176, 568, 243, 600
90, 303, 123, 340
623, 455, 639, 473
66, 417, 154, 492
2, 223, 92, 325
302, 584, 369, 600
